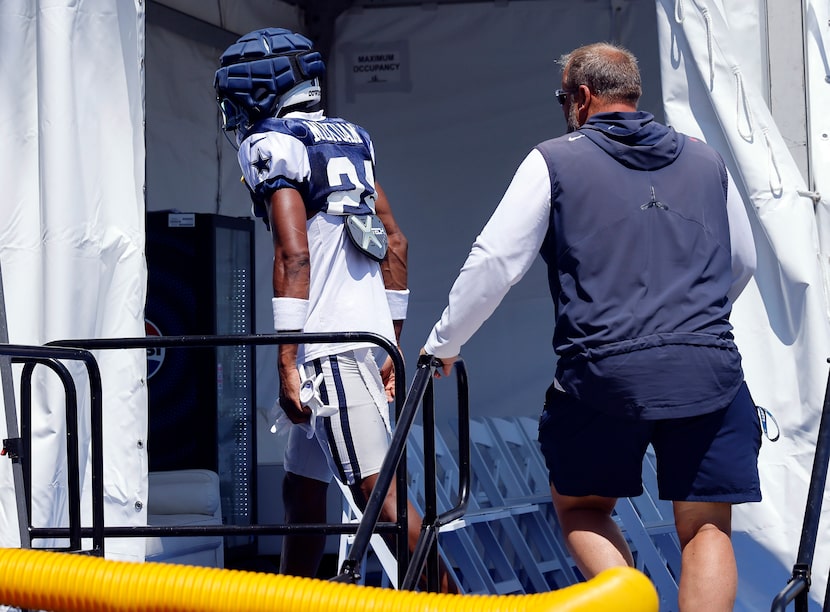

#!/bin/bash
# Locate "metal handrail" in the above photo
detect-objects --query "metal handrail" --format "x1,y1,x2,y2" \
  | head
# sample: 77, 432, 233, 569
771, 359, 830, 611
3, 334, 402, 559
20, 358, 83, 552
2, 332, 470, 591
0, 344, 105, 554
332, 354, 470, 589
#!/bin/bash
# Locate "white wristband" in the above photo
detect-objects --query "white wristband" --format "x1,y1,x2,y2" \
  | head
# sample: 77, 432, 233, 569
272, 297, 309, 331
386, 289, 410, 320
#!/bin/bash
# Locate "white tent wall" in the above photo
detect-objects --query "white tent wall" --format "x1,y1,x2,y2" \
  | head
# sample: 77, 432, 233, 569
0, 0, 147, 561
330, 0, 665, 428
806, 1, 830, 286
656, 0, 830, 608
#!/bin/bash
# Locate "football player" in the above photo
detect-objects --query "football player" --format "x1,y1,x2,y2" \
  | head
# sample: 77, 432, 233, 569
215, 27, 456, 593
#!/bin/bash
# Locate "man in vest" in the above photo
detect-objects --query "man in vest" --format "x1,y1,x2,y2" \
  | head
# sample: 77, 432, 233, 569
422, 42, 760, 611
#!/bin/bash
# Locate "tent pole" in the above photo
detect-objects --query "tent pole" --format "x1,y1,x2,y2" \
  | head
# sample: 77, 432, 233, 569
0, 260, 32, 548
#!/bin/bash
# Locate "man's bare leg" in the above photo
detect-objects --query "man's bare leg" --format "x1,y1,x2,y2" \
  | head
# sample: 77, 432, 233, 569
280, 471, 329, 577
550, 484, 634, 577
673, 501, 736, 612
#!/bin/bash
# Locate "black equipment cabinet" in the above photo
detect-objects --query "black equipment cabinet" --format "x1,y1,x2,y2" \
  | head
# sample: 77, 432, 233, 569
145, 211, 256, 555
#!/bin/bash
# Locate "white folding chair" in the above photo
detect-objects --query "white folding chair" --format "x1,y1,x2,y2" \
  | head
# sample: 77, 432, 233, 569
407, 423, 526, 594
461, 417, 581, 592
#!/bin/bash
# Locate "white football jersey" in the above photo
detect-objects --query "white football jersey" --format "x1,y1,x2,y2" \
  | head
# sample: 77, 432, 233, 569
238, 110, 395, 363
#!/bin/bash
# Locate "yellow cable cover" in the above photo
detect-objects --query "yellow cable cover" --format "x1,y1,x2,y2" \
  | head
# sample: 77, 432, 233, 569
0, 547, 658, 612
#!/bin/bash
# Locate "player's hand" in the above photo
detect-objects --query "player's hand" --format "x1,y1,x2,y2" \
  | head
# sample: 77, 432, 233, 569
278, 365, 310, 424
380, 354, 397, 402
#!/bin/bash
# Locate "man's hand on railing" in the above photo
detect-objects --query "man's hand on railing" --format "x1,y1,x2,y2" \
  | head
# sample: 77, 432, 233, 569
419, 348, 457, 378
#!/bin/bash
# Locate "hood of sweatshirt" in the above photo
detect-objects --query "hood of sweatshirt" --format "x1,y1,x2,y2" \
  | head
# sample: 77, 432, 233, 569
579, 111, 684, 171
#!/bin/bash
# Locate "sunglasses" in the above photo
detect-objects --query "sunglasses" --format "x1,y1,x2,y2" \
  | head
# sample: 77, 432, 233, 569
555, 88, 573, 106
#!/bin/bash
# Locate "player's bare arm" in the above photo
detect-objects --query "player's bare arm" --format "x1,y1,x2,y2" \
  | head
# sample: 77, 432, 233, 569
375, 181, 408, 398
269, 186, 311, 423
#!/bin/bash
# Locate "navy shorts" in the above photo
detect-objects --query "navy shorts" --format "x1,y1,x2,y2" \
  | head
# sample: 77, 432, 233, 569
538, 381, 762, 502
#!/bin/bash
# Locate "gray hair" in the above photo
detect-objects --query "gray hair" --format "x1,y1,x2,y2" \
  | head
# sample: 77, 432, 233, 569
559, 42, 642, 106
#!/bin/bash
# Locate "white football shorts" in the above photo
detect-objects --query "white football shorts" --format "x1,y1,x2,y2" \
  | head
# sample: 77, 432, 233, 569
283, 348, 392, 485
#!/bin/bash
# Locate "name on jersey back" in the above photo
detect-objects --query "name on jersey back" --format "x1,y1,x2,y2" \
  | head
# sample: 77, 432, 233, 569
304, 121, 362, 145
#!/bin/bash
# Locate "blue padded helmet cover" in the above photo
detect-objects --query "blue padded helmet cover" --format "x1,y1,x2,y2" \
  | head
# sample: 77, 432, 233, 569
214, 27, 325, 129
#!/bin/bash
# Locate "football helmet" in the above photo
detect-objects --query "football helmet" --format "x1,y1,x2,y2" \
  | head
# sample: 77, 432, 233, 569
214, 27, 325, 132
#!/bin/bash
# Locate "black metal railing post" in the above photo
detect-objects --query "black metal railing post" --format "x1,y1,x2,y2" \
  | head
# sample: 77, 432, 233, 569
20, 358, 83, 552
0, 263, 32, 550
421, 361, 439, 592
771, 359, 830, 611
400, 357, 470, 592
0, 344, 105, 555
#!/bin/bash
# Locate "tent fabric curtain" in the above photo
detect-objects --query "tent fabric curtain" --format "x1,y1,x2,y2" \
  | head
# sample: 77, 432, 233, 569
807, 0, 830, 295
0, 0, 147, 561
656, 0, 830, 607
